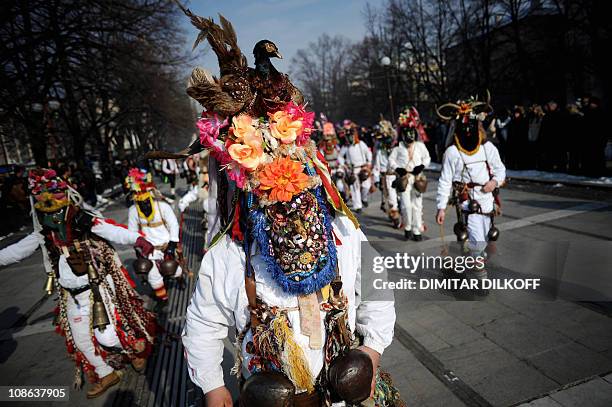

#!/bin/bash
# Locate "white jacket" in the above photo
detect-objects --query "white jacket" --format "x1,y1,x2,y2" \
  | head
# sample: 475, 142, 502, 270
182, 215, 396, 394
341, 141, 372, 168
0, 232, 43, 266
436, 141, 506, 212
127, 201, 179, 247
388, 141, 431, 173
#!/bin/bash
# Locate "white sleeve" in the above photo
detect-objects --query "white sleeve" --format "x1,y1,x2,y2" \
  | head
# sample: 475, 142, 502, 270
182, 238, 243, 394
363, 143, 372, 164
162, 160, 169, 174
127, 206, 139, 233
339, 147, 348, 165
337, 148, 345, 167
436, 148, 455, 210
388, 147, 398, 170
486, 143, 506, 185
179, 188, 199, 213
92, 218, 142, 245
160, 202, 180, 242
0, 232, 43, 266
420, 142, 431, 168
354, 230, 395, 354
372, 151, 381, 178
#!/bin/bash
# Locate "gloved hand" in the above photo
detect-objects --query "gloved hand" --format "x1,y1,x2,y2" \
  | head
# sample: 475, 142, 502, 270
165, 241, 178, 258
66, 250, 88, 276
135, 236, 154, 258
395, 168, 408, 177
412, 165, 425, 176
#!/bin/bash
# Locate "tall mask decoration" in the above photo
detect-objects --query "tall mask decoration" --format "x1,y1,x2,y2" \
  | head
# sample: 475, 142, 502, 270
125, 168, 157, 221
398, 106, 425, 144
28, 169, 73, 242
436, 92, 492, 155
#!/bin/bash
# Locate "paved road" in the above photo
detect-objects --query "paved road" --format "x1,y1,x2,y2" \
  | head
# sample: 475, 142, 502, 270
1, 175, 611, 406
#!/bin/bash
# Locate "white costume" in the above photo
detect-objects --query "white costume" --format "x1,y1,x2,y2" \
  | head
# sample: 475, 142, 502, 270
128, 200, 182, 292
389, 141, 431, 235
437, 141, 506, 252
3, 221, 143, 378
182, 215, 396, 395
341, 141, 372, 210
373, 149, 397, 214
0, 232, 43, 266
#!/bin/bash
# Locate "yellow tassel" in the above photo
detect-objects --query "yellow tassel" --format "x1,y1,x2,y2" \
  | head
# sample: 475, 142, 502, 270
272, 315, 314, 392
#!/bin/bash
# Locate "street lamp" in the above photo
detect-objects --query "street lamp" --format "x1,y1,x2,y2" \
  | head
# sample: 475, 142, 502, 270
380, 56, 395, 119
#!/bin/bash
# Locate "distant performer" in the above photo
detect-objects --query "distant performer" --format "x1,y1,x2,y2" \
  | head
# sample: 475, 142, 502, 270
436, 95, 506, 278
126, 168, 183, 305
389, 107, 431, 241
2, 169, 157, 398
341, 121, 372, 213
372, 116, 399, 227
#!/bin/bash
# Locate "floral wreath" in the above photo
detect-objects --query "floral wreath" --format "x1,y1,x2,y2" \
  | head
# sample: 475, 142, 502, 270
28, 169, 70, 212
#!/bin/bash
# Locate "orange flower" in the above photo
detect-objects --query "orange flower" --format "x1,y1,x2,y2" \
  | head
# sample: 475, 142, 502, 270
258, 157, 310, 202
269, 110, 303, 144
228, 139, 264, 170
231, 114, 257, 143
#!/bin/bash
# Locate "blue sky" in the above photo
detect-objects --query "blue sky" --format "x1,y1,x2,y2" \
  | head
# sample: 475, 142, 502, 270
180, 0, 385, 75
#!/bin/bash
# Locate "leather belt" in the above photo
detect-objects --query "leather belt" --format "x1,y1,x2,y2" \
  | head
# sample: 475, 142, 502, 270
142, 221, 165, 228
63, 285, 91, 297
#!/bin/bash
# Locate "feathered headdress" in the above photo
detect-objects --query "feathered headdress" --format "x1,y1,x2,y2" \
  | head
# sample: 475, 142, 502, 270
436, 91, 492, 122
125, 168, 155, 195
28, 169, 71, 213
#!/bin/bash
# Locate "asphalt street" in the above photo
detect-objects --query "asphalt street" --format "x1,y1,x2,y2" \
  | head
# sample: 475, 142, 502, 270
1, 175, 611, 406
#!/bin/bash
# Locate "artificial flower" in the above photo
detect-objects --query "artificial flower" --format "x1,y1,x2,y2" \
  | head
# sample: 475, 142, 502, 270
197, 113, 228, 149
284, 102, 315, 146
269, 110, 303, 144
258, 156, 310, 202
228, 138, 264, 170
231, 114, 257, 143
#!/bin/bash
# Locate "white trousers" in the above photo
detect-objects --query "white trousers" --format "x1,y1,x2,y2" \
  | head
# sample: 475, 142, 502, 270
148, 249, 183, 290
66, 276, 121, 378
398, 181, 423, 234
350, 168, 371, 210
385, 174, 398, 211
466, 213, 491, 256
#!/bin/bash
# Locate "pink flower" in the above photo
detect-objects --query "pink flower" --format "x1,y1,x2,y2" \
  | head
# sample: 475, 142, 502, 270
197, 113, 229, 149
283, 102, 315, 146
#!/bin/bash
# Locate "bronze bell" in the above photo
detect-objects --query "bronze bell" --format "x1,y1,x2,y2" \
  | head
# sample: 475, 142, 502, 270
453, 222, 468, 242
467, 200, 480, 214
87, 264, 99, 281
487, 225, 500, 241
133, 258, 153, 275
239, 371, 295, 407
92, 300, 110, 332
159, 258, 179, 277
43, 273, 55, 295
328, 349, 373, 404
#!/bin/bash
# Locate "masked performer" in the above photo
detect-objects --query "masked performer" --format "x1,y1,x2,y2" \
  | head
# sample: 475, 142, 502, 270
435, 96, 506, 276
146, 7, 400, 406
373, 117, 399, 228
340, 122, 372, 213
389, 107, 431, 241
14, 169, 157, 398
126, 168, 182, 303
318, 119, 347, 201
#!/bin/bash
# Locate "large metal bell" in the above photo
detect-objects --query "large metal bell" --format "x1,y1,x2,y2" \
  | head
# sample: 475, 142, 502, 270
92, 300, 110, 332
159, 258, 179, 277
453, 222, 468, 242
239, 371, 295, 407
328, 349, 373, 404
467, 200, 480, 214
133, 258, 153, 274
487, 225, 500, 241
